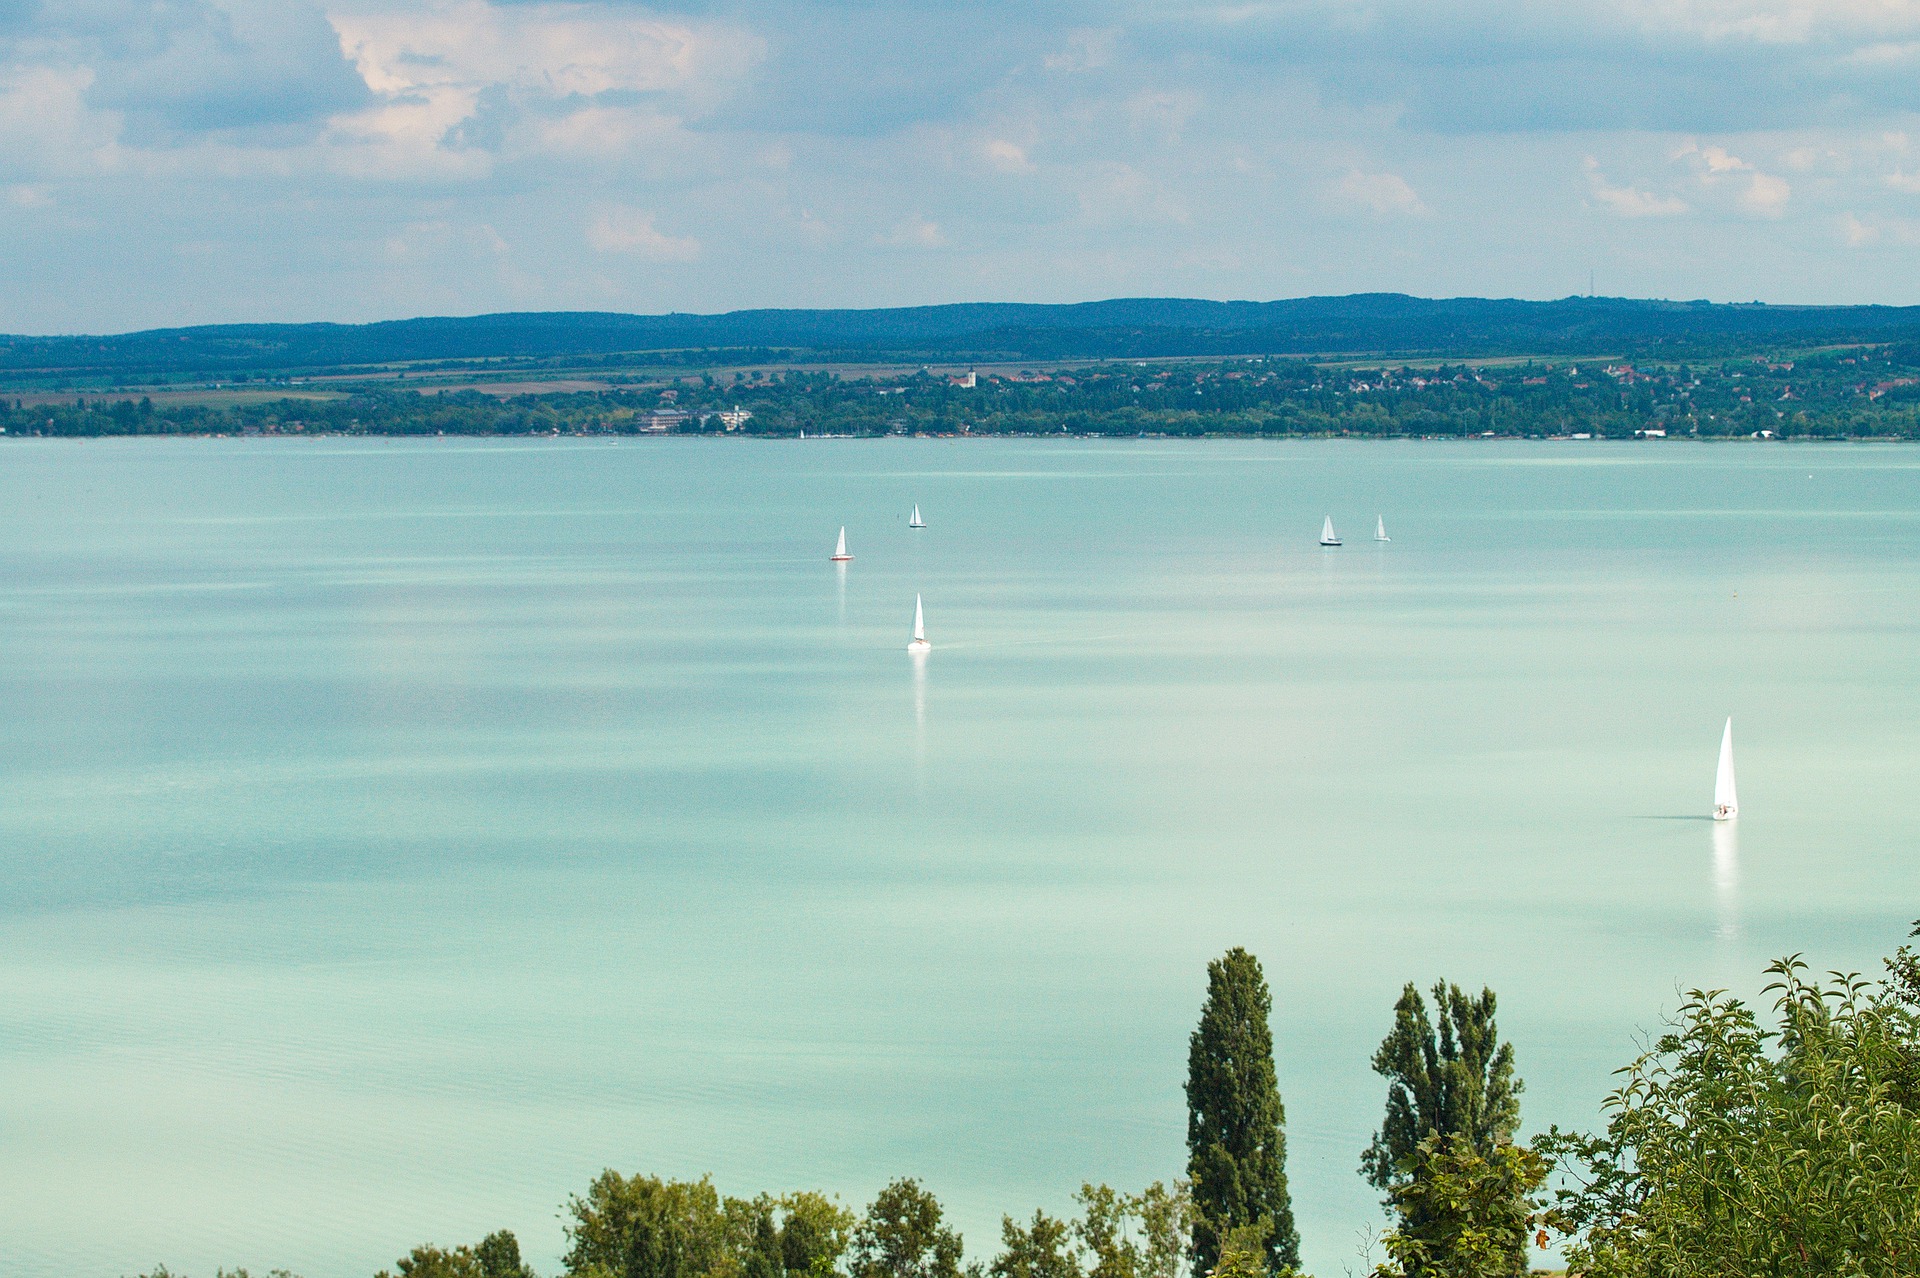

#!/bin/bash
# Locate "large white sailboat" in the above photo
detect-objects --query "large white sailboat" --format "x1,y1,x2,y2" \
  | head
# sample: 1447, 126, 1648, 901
907, 594, 931, 652
830, 527, 852, 562
1320, 516, 1341, 546
1713, 717, 1739, 821
908, 504, 926, 529
1375, 516, 1390, 542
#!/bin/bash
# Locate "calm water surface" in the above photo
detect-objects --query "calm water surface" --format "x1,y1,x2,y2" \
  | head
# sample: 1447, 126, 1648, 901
1, 438, 1916, 1277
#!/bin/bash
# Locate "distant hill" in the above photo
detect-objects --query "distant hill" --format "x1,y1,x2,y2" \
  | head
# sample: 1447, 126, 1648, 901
9, 295, 1920, 377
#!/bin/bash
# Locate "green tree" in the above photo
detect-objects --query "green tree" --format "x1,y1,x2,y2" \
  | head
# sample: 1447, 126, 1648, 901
1886, 919, 1920, 1103
564, 1173, 730, 1278
1202, 1237, 1263, 1278
1369, 1136, 1549, 1278
1074, 1186, 1137, 1278
1185, 947, 1299, 1276
1541, 956, 1920, 1277
777, 1193, 855, 1278
1360, 983, 1520, 1194
849, 1179, 965, 1278
741, 1210, 784, 1278
1132, 1182, 1192, 1278
992, 1212, 1081, 1278
721, 1194, 851, 1278
134, 1271, 304, 1278
1073, 1181, 1191, 1278
380, 1233, 535, 1278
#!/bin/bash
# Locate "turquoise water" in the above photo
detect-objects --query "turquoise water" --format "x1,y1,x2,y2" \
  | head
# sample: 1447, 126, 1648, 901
2, 438, 1916, 1278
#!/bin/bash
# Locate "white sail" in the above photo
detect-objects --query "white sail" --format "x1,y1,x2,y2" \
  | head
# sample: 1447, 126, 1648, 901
831, 527, 851, 560
1320, 515, 1340, 545
909, 504, 925, 528
1375, 516, 1389, 541
908, 594, 930, 651
1713, 717, 1738, 820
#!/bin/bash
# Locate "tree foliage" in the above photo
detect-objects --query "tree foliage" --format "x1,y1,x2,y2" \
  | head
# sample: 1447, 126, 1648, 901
1360, 982, 1526, 1278
1185, 947, 1299, 1276
1369, 1136, 1549, 1278
563, 1173, 730, 1278
848, 1179, 965, 1278
1540, 956, 1920, 1277
380, 1232, 536, 1278
991, 1212, 1080, 1278
1361, 983, 1521, 1195
562, 1176, 852, 1278
1072, 1182, 1192, 1278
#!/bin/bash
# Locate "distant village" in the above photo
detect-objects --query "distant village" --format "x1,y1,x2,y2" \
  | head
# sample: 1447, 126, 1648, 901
8, 344, 1920, 439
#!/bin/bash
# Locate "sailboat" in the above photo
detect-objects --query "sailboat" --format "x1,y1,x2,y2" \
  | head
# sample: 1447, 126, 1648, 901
908, 504, 926, 529
1374, 516, 1390, 542
830, 527, 852, 562
1320, 516, 1341, 547
907, 594, 931, 652
1713, 718, 1738, 821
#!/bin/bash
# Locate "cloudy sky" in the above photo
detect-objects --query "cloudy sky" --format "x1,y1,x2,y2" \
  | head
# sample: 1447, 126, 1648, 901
6, 0, 1920, 331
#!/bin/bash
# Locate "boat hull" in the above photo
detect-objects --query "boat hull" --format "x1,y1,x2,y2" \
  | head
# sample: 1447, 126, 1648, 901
907, 639, 930, 653
830, 555, 852, 561
1320, 539, 1341, 547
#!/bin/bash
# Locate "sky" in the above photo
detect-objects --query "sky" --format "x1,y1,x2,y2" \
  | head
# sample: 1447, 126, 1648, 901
7, 0, 1920, 332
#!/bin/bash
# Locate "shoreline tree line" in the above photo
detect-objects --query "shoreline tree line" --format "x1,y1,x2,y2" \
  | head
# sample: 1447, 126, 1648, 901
137, 926, 1920, 1278
22, 343, 1920, 441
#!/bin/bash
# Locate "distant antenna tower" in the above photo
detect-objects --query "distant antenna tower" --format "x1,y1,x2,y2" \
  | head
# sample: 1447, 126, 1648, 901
1589, 268, 1596, 298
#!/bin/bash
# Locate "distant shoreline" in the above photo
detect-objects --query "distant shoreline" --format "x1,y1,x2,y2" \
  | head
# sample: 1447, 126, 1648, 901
4, 431, 1909, 443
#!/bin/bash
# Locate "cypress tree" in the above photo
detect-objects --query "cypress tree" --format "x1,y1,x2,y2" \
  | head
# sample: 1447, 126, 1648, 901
1185, 947, 1299, 1276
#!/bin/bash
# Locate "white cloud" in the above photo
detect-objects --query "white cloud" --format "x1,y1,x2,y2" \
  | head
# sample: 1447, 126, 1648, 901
1615, 0, 1920, 46
382, 218, 514, 261
332, 1, 754, 101
0, 65, 120, 178
1044, 29, 1118, 73
587, 206, 701, 260
1692, 144, 1752, 173
324, 0, 761, 169
1841, 211, 1920, 246
1584, 157, 1689, 217
1740, 169, 1791, 215
1673, 141, 1790, 214
884, 217, 948, 248
1125, 90, 1198, 143
1333, 169, 1427, 216
529, 105, 684, 159
5, 183, 55, 208
1076, 162, 1189, 225
1886, 168, 1920, 192
984, 139, 1033, 172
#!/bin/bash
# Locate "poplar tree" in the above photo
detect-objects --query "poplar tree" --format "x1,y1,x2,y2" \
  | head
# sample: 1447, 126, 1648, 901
1185, 947, 1300, 1276
1361, 982, 1525, 1277
1360, 982, 1521, 1193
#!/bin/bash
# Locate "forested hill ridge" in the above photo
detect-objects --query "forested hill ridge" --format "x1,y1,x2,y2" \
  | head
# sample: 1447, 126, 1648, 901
13, 294, 1920, 376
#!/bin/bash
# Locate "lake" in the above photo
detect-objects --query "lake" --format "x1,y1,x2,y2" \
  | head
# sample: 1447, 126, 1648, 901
1, 437, 1915, 1277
